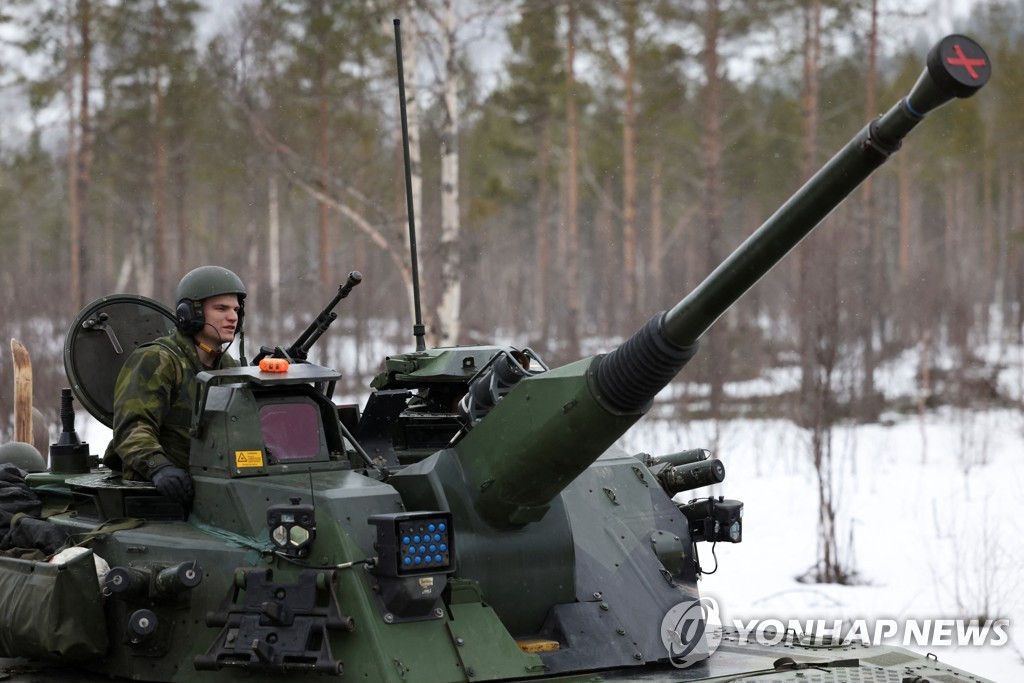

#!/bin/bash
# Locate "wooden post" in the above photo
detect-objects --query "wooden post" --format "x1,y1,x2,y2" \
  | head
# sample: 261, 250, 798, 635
11, 338, 32, 443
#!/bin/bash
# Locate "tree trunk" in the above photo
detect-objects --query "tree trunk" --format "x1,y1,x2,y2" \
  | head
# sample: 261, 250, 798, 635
152, 73, 167, 298
434, 0, 462, 347
795, 0, 846, 584
798, 0, 821, 182
859, 0, 879, 418
563, 0, 581, 358
621, 0, 638, 317
649, 156, 663, 308
898, 144, 912, 277
11, 339, 32, 444
797, 0, 821, 425
315, 0, 332, 288
269, 175, 281, 325
76, 0, 92, 300
701, 0, 727, 419
535, 118, 552, 339
597, 175, 614, 336
66, 0, 81, 312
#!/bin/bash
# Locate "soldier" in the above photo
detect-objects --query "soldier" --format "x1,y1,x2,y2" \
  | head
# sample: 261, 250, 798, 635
103, 266, 245, 504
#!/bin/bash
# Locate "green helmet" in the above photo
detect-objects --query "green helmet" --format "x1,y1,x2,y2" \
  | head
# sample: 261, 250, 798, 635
176, 266, 246, 303
0, 441, 47, 473
175, 266, 246, 335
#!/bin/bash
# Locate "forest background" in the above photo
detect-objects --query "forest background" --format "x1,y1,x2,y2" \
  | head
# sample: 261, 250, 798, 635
0, 0, 1021, 591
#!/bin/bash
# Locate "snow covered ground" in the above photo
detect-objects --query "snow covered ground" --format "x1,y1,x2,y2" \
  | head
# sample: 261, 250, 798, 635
620, 408, 1024, 683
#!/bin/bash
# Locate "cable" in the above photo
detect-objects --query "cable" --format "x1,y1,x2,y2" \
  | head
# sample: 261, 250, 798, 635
272, 552, 376, 572
694, 542, 720, 575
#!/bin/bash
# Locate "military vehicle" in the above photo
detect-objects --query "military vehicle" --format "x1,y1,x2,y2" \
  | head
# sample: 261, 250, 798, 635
0, 33, 998, 683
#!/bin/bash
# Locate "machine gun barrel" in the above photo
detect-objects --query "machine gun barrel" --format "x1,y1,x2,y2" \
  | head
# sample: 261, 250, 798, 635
286, 271, 362, 361
452, 35, 990, 528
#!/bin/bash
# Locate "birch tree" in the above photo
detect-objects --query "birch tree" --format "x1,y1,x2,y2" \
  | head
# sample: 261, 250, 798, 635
419, 0, 464, 346
400, 0, 504, 346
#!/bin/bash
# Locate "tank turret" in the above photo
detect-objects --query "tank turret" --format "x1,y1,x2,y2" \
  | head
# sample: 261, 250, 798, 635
397, 33, 991, 527
381, 34, 991, 646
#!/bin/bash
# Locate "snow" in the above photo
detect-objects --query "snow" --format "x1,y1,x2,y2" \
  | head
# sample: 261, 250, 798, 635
620, 409, 1024, 682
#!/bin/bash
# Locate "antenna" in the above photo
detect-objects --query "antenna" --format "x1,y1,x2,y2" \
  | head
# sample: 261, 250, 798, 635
393, 18, 427, 353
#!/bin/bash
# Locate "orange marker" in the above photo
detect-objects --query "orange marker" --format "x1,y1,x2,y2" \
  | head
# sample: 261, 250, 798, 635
259, 358, 289, 373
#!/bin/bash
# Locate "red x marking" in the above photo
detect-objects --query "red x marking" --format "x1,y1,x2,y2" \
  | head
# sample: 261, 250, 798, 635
946, 43, 986, 80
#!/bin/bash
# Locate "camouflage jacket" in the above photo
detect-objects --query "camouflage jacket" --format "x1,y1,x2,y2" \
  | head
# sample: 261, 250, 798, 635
104, 330, 237, 480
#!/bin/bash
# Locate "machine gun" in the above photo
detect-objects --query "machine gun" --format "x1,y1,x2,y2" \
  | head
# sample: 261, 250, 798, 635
253, 270, 362, 365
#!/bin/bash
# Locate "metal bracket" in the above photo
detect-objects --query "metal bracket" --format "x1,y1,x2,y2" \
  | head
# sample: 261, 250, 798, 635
195, 568, 353, 674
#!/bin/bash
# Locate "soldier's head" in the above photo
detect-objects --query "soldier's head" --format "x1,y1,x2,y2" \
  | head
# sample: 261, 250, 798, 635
174, 266, 247, 347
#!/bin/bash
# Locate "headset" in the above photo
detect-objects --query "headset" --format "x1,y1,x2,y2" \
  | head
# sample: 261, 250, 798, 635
175, 299, 205, 335
175, 298, 245, 338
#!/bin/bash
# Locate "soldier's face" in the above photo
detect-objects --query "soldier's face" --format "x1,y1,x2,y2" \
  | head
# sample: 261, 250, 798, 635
196, 294, 241, 347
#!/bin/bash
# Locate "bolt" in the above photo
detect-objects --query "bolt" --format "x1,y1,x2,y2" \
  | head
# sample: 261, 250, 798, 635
616, 628, 626, 636
466, 667, 476, 678
455, 637, 465, 646
434, 608, 444, 618
592, 592, 602, 599
384, 613, 394, 624
599, 602, 609, 611
137, 617, 150, 629
633, 652, 643, 661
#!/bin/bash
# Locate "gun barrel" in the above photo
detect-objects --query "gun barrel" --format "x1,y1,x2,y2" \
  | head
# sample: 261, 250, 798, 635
663, 34, 988, 348
454, 36, 990, 528
596, 34, 990, 414
288, 271, 363, 359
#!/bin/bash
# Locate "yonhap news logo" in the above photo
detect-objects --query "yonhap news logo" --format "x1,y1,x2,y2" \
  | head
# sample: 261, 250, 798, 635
660, 597, 1010, 668
727, 617, 1010, 648
660, 597, 723, 668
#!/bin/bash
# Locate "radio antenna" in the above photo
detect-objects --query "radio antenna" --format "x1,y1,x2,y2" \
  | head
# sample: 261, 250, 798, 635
393, 18, 427, 352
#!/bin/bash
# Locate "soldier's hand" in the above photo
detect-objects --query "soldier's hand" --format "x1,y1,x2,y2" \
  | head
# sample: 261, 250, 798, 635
149, 465, 194, 504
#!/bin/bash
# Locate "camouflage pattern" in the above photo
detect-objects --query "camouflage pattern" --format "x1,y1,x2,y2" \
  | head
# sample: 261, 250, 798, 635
103, 330, 237, 480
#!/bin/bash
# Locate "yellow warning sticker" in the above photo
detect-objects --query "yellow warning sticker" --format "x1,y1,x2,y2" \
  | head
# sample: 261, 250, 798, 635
235, 450, 264, 468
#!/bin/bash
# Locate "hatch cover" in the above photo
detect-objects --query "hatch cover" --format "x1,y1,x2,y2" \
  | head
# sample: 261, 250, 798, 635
63, 294, 177, 428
